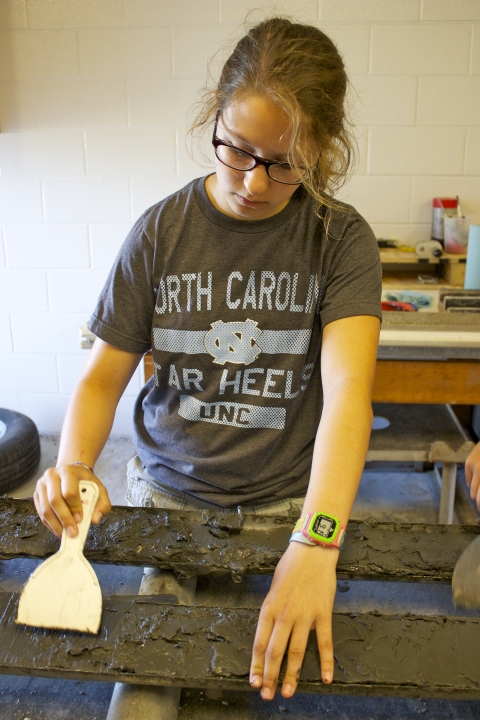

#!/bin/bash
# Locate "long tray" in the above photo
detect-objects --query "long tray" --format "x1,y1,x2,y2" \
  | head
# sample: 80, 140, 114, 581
1, 497, 479, 581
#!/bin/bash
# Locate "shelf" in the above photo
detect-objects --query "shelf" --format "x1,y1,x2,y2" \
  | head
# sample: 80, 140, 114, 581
382, 270, 454, 289
380, 248, 467, 288
379, 248, 467, 265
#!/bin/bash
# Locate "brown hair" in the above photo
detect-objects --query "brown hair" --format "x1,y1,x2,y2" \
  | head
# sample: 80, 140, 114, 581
190, 17, 356, 215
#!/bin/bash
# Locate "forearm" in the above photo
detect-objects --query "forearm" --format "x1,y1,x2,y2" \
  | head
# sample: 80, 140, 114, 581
57, 376, 120, 469
35, 377, 118, 539
56, 338, 142, 469
35, 340, 142, 537
250, 384, 371, 699
250, 316, 380, 700
303, 380, 373, 523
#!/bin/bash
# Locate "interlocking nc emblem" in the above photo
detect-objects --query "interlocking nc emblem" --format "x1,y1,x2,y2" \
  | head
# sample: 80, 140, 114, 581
204, 319, 262, 365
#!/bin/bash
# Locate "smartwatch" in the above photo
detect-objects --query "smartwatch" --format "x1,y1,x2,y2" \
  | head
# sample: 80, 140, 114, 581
290, 511, 346, 549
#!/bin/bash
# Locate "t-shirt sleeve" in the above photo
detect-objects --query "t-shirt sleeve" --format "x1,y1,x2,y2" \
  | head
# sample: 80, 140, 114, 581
318, 211, 382, 327
88, 216, 155, 354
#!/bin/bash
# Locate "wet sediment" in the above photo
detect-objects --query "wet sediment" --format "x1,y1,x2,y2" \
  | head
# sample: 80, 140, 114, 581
1, 497, 479, 581
1, 591, 479, 698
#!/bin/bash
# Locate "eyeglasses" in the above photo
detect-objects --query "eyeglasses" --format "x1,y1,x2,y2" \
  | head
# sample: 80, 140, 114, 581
212, 113, 304, 185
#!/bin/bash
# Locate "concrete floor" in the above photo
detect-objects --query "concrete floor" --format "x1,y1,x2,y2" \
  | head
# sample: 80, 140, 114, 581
1, 433, 480, 719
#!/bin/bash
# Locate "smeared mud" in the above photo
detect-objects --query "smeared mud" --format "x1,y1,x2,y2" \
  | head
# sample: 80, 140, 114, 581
1, 497, 479, 581
1, 592, 479, 697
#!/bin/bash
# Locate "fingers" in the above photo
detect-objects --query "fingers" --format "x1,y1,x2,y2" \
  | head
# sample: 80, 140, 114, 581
465, 457, 473, 486
469, 468, 480, 508
280, 624, 311, 698
465, 443, 480, 511
34, 464, 110, 539
34, 467, 77, 539
471, 470, 480, 512
250, 543, 339, 701
91, 481, 111, 524
250, 606, 275, 698
250, 604, 316, 700
465, 456, 480, 511
315, 617, 334, 685
251, 612, 332, 700
474, 479, 480, 513
33, 484, 60, 538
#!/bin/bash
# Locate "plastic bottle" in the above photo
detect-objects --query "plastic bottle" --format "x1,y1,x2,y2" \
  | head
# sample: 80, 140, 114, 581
432, 197, 458, 243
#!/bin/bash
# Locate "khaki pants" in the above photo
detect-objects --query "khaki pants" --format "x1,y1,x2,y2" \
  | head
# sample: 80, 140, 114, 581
126, 455, 304, 518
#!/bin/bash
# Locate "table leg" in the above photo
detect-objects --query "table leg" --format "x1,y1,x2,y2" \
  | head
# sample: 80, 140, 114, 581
439, 462, 457, 524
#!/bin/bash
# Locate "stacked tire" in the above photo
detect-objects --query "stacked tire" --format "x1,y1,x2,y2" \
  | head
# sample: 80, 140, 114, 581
0, 409, 40, 493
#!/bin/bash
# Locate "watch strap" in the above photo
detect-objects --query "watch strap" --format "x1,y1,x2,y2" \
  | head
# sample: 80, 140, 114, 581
290, 512, 346, 549
290, 530, 316, 546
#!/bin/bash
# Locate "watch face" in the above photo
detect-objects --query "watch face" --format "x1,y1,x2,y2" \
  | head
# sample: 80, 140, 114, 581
311, 514, 337, 540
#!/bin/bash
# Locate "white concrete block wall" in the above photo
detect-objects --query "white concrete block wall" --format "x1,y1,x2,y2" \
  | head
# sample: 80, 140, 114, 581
0, 0, 479, 433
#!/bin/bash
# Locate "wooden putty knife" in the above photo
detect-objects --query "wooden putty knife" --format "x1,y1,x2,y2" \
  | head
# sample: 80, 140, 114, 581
16, 480, 102, 634
452, 535, 480, 609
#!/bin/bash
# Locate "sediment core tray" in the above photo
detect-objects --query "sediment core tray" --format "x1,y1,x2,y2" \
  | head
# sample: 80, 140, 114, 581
1, 498, 479, 581
0, 592, 479, 699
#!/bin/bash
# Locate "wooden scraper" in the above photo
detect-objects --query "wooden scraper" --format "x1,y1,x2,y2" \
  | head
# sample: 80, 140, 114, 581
452, 535, 480, 609
16, 480, 102, 633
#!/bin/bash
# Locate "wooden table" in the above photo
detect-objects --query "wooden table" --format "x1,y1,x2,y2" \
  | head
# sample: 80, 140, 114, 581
373, 359, 480, 403
144, 355, 480, 404
376, 247, 480, 402
143, 324, 480, 404
374, 313, 480, 404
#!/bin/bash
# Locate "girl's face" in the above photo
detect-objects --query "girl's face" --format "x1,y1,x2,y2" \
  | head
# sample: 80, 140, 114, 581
206, 95, 300, 221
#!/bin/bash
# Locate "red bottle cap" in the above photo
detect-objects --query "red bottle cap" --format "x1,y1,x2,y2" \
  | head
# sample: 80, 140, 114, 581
433, 197, 458, 208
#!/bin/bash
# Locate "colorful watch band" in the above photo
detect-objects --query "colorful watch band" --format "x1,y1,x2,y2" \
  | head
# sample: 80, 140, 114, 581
290, 511, 346, 549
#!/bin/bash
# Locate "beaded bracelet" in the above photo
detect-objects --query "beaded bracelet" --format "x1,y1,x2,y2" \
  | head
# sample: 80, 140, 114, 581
73, 461, 94, 475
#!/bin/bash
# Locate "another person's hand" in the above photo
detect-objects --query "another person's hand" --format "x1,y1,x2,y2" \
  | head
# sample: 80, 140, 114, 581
250, 540, 338, 700
34, 464, 111, 539
465, 441, 480, 512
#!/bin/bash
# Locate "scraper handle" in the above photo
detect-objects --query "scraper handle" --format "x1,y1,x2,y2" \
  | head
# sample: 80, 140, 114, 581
59, 480, 99, 555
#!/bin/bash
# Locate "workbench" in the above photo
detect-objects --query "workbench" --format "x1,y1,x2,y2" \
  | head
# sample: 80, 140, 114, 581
375, 247, 480, 404
141, 319, 480, 406
374, 312, 480, 403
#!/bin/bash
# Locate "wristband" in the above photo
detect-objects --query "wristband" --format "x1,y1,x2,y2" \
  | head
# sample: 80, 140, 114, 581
73, 461, 94, 475
289, 511, 346, 549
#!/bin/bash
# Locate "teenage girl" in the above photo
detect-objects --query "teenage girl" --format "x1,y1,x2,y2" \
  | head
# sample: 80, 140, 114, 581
34, 18, 382, 700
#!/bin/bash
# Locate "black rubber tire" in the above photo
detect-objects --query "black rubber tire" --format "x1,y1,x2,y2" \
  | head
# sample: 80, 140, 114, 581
0, 409, 41, 493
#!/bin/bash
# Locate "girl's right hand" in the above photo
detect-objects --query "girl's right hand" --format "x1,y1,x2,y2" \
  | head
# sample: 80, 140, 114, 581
465, 441, 480, 511
34, 464, 111, 539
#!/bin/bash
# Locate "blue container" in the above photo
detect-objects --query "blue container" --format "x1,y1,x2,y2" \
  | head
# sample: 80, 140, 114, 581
464, 225, 480, 290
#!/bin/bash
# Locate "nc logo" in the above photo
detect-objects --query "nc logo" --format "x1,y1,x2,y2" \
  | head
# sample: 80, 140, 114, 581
204, 319, 262, 365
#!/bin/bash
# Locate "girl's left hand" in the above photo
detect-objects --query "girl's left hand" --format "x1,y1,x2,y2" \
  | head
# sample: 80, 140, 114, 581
249, 540, 338, 700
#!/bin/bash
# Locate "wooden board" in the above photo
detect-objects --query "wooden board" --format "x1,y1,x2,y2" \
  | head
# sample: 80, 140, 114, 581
382, 264, 465, 292
379, 330, 480, 348
2, 592, 480, 698
145, 354, 480, 406
373, 360, 480, 404
379, 248, 467, 265
1, 498, 479, 582
438, 261, 467, 286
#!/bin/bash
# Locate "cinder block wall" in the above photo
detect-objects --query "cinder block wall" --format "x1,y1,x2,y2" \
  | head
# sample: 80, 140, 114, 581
1, 0, 479, 433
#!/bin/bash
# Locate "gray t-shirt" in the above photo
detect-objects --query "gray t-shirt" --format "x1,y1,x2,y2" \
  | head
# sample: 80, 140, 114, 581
89, 177, 382, 507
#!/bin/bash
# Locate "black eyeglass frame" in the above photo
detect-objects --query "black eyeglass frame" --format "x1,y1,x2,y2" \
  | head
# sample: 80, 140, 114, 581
212, 112, 303, 186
